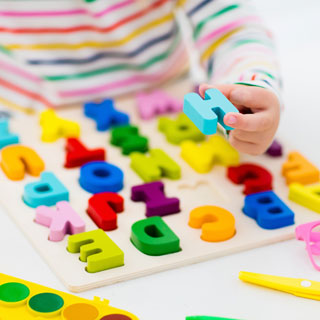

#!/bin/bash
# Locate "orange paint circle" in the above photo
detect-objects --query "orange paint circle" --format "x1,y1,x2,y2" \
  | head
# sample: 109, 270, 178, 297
62, 303, 99, 320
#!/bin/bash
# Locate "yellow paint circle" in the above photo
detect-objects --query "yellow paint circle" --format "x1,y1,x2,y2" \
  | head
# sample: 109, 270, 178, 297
62, 303, 99, 320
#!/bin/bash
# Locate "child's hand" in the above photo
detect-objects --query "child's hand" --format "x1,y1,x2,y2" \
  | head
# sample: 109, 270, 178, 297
199, 83, 280, 155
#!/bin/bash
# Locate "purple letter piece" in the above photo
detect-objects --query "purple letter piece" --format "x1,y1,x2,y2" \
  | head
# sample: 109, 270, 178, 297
266, 140, 283, 157
131, 181, 180, 217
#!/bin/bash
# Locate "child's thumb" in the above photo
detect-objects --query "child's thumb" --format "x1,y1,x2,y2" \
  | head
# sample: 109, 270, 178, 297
224, 112, 270, 132
229, 85, 271, 110
229, 87, 252, 106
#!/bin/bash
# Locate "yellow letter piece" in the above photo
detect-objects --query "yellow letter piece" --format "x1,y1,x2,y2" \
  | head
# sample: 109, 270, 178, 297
188, 205, 236, 242
40, 109, 80, 142
289, 183, 320, 213
0, 145, 45, 180
282, 152, 319, 185
181, 135, 239, 173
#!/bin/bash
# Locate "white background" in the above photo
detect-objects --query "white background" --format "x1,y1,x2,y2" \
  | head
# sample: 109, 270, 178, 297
1, 0, 320, 319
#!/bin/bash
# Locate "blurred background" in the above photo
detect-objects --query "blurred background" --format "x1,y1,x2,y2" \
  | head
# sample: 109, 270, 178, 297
252, 0, 320, 164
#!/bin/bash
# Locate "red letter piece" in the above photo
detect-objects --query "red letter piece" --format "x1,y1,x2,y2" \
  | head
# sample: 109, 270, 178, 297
87, 192, 124, 231
64, 138, 105, 168
227, 163, 273, 195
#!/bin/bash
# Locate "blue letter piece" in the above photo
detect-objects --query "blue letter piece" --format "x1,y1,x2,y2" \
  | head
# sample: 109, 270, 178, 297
243, 190, 295, 229
79, 161, 124, 194
183, 88, 239, 135
84, 98, 130, 131
23, 172, 69, 208
0, 119, 19, 149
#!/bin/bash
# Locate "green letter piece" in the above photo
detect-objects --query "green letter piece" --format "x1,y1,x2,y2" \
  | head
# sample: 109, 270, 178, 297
67, 229, 124, 273
131, 216, 181, 256
130, 149, 181, 182
110, 125, 148, 155
158, 113, 205, 145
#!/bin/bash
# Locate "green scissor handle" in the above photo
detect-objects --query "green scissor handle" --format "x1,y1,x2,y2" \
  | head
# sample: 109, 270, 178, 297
186, 317, 240, 320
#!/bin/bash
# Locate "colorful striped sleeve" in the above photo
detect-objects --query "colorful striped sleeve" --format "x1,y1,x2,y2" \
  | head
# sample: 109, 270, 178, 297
0, 0, 281, 112
0, 0, 187, 110
0, 46, 60, 112
181, 0, 282, 96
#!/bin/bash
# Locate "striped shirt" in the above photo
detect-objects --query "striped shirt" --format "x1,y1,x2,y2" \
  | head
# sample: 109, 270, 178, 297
0, 0, 281, 111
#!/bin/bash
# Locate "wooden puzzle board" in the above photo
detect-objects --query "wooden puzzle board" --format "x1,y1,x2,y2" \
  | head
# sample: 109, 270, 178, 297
1, 79, 319, 293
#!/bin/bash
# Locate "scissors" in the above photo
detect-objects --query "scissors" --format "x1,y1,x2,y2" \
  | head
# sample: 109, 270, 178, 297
239, 271, 320, 300
186, 317, 239, 320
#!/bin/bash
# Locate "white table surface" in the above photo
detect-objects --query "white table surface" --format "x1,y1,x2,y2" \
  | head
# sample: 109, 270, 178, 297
1, 1, 320, 319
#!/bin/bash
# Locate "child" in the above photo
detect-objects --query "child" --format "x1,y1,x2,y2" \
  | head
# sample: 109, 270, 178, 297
0, 0, 280, 155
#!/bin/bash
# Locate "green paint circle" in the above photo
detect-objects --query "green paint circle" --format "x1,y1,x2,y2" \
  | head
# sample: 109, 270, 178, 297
0, 282, 30, 303
28, 292, 64, 313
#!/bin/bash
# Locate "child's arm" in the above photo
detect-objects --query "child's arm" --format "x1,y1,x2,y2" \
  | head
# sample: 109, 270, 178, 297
180, 0, 281, 155
0, 47, 57, 113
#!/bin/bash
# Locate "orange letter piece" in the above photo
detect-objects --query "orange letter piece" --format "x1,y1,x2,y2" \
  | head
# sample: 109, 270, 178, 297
282, 152, 319, 185
0, 145, 45, 180
188, 206, 236, 242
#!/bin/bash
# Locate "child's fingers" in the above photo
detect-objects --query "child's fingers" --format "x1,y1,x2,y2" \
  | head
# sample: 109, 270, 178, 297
224, 111, 272, 132
229, 135, 263, 156
232, 129, 274, 149
198, 84, 252, 113
198, 83, 209, 97
199, 83, 279, 111
232, 129, 264, 144
199, 83, 235, 99
228, 85, 278, 111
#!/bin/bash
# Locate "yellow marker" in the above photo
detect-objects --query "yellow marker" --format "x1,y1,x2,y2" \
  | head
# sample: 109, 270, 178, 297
282, 152, 319, 185
181, 135, 239, 173
239, 271, 320, 301
289, 183, 320, 213
0, 273, 138, 319
40, 109, 80, 142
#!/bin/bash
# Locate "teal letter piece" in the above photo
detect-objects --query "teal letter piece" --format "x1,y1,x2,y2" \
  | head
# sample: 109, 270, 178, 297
23, 171, 69, 208
0, 119, 19, 149
183, 88, 239, 135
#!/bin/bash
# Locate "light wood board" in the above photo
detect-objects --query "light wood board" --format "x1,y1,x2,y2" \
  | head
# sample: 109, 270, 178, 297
0, 80, 318, 293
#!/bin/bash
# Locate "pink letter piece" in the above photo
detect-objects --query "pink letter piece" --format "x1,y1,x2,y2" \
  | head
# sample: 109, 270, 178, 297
136, 90, 182, 120
35, 201, 85, 241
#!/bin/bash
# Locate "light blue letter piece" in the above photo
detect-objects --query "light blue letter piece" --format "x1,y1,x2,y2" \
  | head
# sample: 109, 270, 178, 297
23, 171, 69, 208
0, 119, 19, 149
183, 88, 239, 135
